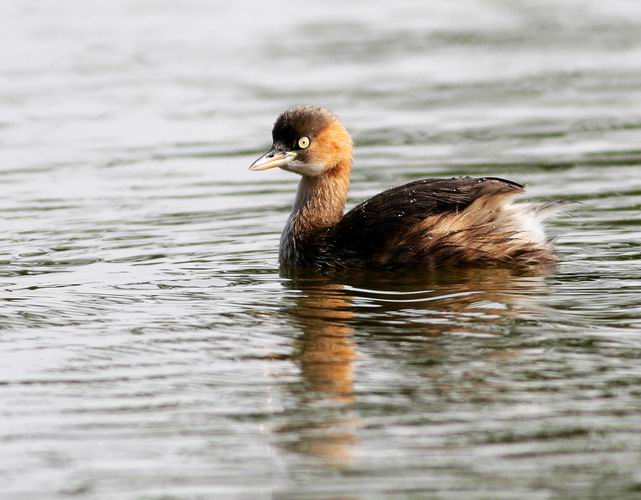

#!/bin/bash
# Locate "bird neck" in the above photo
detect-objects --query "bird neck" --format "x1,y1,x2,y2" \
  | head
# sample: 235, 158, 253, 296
291, 161, 351, 235
280, 160, 351, 270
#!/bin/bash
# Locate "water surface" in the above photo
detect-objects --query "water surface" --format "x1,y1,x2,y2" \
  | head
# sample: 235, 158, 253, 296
2, 0, 641, 497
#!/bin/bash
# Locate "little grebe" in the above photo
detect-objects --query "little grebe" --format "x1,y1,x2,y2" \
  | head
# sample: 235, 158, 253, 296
250, 106, 560, 274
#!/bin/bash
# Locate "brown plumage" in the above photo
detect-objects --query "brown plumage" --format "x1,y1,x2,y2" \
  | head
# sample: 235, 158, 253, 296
250, 106, 561, 275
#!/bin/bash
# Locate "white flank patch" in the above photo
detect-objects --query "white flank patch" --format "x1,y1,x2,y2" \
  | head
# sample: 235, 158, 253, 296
505, 203, 549, 245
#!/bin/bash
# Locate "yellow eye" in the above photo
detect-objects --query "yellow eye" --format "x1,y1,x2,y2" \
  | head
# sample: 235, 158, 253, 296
298, 136, 310, 149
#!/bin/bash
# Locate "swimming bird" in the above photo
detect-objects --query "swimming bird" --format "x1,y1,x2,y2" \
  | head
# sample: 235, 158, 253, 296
250, 106, 560, 274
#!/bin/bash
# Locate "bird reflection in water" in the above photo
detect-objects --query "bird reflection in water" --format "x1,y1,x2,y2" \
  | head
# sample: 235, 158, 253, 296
291, 282, 355, 400
276, 267, 552, 468
277, 281, 359, 468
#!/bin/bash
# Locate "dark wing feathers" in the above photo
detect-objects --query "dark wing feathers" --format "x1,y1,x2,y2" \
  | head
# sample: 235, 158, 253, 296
332, 176, 523, 258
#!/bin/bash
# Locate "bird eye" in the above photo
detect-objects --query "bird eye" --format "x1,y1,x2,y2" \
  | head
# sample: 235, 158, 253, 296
298, 136, 310, 149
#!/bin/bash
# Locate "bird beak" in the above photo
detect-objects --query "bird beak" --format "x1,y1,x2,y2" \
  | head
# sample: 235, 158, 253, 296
249, 148, 297, 171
